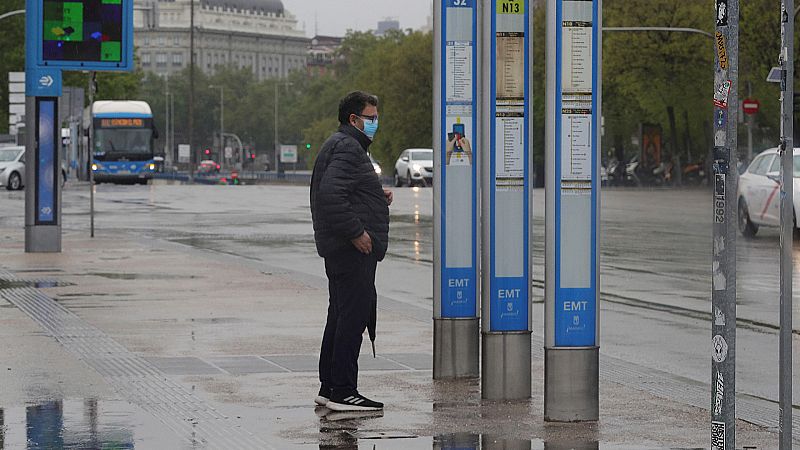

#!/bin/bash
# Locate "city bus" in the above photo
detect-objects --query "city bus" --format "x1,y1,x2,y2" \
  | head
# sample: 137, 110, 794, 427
86, 101, 159, 183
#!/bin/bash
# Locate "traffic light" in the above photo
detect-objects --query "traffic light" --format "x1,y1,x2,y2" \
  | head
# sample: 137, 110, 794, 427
204, 148, 211, 156
305, 143, 312, 150
250, 153, 256, 160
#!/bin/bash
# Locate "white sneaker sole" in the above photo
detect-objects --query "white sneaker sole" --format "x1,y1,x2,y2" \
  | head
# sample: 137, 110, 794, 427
326, 400, 383, 412
314, 395, 329, 406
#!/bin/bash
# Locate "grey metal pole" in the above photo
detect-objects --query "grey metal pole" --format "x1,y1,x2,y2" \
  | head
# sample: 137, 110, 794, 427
432, 0, 480, 380
188, 0, 195, 180
746, 82, 753, 164
778, 3, 794, 448
89, 72, 95, 238
274, 82, 279, 173
220, 87, 224, 168
711, 0, 738, 448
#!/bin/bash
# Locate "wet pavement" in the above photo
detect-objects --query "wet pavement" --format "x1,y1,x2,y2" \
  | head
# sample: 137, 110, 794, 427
0, 182, 796, 449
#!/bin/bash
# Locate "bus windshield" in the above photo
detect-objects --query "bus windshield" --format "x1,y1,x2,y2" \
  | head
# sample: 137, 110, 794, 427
94, 128, 152, 154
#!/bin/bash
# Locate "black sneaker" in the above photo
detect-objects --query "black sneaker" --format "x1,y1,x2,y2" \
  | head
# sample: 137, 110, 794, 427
314, 386, 331, 406
326, 391, 383, 412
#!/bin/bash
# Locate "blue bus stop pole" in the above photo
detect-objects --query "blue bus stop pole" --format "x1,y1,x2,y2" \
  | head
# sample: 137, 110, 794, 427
544, 0, 601, 420
433, 0, 481, 379
481, 0, 533, 400
24, 0, 62, 253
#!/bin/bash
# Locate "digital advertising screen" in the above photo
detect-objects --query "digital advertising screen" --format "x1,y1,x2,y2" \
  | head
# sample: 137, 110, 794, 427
40, 0, 125, 64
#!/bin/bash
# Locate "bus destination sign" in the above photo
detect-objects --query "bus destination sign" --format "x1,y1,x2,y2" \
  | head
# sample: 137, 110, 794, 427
99, 118, 144, 127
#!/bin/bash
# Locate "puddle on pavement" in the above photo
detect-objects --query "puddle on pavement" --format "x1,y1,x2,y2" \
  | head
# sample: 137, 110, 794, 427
87, 272, 201, 281
0, 399, 184, 449
0, 280, 72, 290
314, 409, 630, 450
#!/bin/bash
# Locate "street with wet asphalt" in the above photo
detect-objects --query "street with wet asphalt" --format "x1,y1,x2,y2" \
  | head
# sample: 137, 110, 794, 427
0, 182, 796, 449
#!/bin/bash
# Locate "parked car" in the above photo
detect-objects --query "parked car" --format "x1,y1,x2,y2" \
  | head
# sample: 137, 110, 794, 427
0, 145, 66, 191
197, 159, 221, 174
737, 147, 800, 238
394, 148, 433, 187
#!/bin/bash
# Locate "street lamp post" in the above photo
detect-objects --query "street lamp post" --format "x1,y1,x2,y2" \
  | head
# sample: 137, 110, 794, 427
209, 85, 224, 168
274, 81, 292, 174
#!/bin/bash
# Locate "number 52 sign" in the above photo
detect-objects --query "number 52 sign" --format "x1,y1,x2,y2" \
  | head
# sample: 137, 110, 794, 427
450, 0, 472, 6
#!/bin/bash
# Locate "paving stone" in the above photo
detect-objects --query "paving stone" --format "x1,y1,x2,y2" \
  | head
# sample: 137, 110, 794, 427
143, 356, 223, 375
382, 353, 433, 370
207, 356, 288, 374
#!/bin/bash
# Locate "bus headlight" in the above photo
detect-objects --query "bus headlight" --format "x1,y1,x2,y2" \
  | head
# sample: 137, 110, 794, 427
149, 163, 156, 170
91, 164, 98, 171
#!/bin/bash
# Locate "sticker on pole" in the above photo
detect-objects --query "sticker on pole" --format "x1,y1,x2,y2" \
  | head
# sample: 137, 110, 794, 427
715, 32, 728, 70
713, 370, 724, 416
715, 0, 728, 26
711, 421, 725, 450
712, 334, 728, 362
713, 80, 731, 108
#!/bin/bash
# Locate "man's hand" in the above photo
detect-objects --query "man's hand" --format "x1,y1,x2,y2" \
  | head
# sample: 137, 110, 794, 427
383, 188, 393, 206
351, 231, 373, 254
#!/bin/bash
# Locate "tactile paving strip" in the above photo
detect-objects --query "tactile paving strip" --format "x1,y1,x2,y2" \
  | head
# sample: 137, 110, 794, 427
1, 282, 271, 449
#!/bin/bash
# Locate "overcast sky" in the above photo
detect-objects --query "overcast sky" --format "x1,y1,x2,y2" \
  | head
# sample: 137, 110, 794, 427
282, 0, 433, 37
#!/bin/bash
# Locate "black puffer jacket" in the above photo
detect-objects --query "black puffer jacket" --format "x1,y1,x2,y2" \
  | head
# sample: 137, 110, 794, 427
310, 124, 390, 261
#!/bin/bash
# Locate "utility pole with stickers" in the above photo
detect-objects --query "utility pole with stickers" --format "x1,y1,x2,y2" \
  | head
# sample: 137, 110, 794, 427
777, 2, 794, 449
711, 0, 737, 449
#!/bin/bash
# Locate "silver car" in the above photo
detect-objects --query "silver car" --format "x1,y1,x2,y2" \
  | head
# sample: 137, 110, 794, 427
0, 146, 26, 190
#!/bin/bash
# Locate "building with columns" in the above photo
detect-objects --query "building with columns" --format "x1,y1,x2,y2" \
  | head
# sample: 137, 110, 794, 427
133, 0, 310, 80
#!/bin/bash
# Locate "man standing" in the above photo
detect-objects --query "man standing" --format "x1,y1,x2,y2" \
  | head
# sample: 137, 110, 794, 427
310, 91, 392, 412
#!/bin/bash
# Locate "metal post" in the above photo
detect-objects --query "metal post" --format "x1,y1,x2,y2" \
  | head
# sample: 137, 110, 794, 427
481, 0, 532, 401
89, 72, 95, 238
188, 0, 195, 180
544, 0, 601, 421
274, 82, 280, 174
220, 86, 224, 168
165, 76, 170, 163
778, 2, 794, 448
711, 0, 738, 448
433, 0, 480, 379
746, 82, 753, 164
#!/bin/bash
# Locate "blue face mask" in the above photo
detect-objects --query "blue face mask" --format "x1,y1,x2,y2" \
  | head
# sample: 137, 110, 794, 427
361, 118, 379, 140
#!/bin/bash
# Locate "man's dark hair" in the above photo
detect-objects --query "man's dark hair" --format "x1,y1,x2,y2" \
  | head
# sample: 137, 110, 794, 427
338, 91, 379, 125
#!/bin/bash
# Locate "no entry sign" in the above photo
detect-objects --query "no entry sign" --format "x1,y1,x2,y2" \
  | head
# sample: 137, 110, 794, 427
743, 98, 760, 115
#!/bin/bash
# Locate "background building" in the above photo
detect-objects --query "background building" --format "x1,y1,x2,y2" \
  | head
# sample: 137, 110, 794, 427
133, 0, 310, 80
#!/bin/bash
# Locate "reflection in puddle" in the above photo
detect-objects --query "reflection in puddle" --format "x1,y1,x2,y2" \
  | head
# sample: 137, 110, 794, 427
316, 411, 601, 450
0, 399, 182, 449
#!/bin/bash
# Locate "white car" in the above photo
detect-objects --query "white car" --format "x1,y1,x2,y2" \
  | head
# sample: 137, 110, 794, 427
737, 147, 800, 238
0, 145, 67, 191
0, 146, 26, 190
394, 148, 433, 187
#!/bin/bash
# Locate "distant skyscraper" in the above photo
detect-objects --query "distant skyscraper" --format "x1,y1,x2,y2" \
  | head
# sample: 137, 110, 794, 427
376, 18, 400, 36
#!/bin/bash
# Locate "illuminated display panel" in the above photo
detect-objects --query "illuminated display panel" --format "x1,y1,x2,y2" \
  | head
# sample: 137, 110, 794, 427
42, 0, 124, 62
99, 118, 144, 128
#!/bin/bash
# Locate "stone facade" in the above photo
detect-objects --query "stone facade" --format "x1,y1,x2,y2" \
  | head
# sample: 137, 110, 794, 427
133, 0, 309, 80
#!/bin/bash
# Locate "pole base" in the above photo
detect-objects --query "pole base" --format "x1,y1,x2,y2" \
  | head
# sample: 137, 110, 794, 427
544, 346, 599, 422
433, 318, 479, 379
25, 225, 61, 253
481, 331, 531, 400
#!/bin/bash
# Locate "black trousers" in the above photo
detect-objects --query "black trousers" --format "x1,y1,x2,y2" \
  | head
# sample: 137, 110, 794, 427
319, 247, 378, 396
